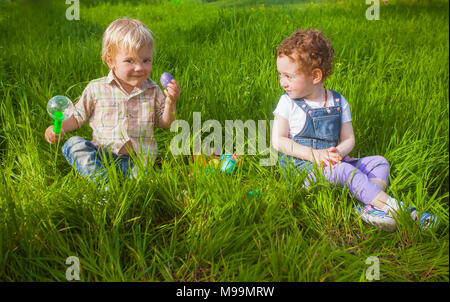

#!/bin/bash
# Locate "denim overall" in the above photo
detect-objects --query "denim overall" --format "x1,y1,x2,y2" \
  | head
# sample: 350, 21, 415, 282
279, 90, 342, 174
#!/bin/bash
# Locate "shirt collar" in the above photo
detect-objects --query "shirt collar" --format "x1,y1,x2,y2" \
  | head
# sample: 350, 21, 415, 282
106, 70, 116, 84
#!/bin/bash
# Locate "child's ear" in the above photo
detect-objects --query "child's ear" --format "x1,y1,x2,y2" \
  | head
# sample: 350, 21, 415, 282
106, 54, 115, 70
311, 68, 323, 84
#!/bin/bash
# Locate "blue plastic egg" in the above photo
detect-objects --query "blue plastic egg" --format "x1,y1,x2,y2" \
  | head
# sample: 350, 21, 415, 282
220, 154, 236, 174
160, 72, 174, 89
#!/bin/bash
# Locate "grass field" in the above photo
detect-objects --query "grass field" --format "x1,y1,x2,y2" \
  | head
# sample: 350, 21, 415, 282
0, 0, 448, 282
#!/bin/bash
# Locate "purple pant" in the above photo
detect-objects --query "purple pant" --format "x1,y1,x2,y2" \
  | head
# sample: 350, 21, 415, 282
304, 155, 390, 205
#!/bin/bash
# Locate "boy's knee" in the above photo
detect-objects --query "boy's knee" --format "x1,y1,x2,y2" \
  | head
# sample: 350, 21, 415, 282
63, 136, 82, 151
63, 136, 93, 153
62, 136, 98, 165
62, 136, 79, 159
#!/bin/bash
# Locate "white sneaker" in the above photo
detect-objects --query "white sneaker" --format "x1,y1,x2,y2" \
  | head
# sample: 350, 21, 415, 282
408, 207, 440, 230
383, 198, 440, 231
354, 204, 397, 232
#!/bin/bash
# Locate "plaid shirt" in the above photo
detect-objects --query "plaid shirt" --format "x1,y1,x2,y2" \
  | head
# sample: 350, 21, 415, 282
73, 70, 165, 162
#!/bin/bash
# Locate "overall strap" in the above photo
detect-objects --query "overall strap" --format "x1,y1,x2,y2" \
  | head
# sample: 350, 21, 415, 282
289, 91, 342, 115
330, 90, 342, 106
329, 89, 343, 118
291, 97, 314, 114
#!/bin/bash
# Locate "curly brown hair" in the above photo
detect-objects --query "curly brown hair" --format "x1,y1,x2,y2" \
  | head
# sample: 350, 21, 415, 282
277, 28, 334, 81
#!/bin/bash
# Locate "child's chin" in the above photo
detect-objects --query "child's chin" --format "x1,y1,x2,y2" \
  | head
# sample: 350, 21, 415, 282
129, 80, 144, 87
286, 92, 299, 99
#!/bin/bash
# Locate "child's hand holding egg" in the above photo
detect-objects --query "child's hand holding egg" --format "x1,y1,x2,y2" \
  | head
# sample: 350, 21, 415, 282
160, 72, 180, 104
160, 72, 174, 89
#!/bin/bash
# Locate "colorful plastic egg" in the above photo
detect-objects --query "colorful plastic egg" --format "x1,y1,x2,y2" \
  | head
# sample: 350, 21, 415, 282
160, 72, 174, 89
220, 154, 237, 174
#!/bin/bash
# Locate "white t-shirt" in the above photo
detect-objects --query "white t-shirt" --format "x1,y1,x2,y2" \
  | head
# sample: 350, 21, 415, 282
273, 91, 352, 139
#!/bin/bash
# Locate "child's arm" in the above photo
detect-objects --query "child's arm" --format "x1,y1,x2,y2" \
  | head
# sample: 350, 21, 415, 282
44, 116, 79, 144
44, 85, 94, 145
157, 79, 180, 129
333, 121, 355, 158
272, 114, 340, 167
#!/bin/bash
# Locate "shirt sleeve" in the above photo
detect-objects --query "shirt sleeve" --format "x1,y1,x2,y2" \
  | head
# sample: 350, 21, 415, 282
339, 95, 352, 123
273, 94, 290, 120
155, 87, 166, 122
73, 83, 95, 128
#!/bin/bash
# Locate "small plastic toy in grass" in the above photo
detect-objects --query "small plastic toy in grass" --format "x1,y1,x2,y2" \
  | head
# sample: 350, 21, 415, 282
205, 155, 221, 174
220, 153, 240, 174
248, 190, 261, 198
160, 72, 174, 89
188, 154, 221, 177
47, 95, 74, 134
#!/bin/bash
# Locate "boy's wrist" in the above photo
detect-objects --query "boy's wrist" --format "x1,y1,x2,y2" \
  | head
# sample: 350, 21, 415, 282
165, 97, 176, 106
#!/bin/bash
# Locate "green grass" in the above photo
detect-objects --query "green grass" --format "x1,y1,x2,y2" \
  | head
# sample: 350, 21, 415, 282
0, 0, 448, 281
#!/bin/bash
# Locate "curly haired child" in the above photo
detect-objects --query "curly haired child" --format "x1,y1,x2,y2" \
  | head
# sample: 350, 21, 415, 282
271, 29, 438, 232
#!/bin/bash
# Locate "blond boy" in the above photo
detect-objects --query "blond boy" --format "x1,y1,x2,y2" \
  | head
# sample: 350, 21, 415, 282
45, 18, 180, 184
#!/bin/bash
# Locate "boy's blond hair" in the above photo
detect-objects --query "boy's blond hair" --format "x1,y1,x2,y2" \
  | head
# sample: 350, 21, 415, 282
102, 18, 154, 64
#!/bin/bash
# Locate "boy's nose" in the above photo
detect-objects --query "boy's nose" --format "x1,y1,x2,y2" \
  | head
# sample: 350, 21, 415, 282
135, 63, 144, 71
